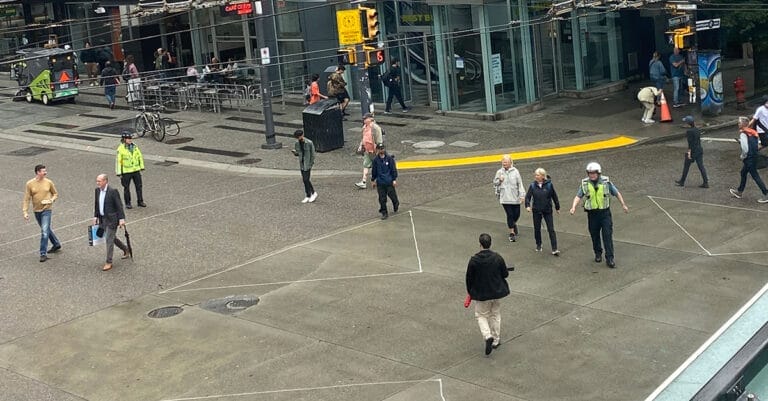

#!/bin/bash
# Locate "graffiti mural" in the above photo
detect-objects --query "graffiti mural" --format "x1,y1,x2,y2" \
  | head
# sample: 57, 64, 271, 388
698, 51, 723, 116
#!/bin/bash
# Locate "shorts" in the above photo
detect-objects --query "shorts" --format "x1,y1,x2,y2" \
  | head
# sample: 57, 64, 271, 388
363, 152, 374, 168
336, 89, 350, 103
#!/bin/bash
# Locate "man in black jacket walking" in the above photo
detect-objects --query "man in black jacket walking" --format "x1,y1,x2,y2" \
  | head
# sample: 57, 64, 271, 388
371, 144, 399, 219
675, 115, 709, 188
465, 233, 510, 356
93, 174, 129, 271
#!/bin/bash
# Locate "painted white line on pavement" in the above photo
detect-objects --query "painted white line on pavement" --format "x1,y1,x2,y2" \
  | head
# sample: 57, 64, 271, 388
161, 210, 424, 294
648, 196, 711, 256
709, 250, 768, 256
702, 137, 740, 142
159, 378, 446, 401
649, 195, 768, 213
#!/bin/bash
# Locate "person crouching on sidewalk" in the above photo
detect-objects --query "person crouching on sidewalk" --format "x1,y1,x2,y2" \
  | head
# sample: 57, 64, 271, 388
637, 86, 661, 124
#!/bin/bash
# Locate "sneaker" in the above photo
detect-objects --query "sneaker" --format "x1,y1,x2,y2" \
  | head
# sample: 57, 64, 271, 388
758, 195, 768, 203
309, 192, 318, 202
673, 103, 683, 108
535, 247, 542, 252
674, 180, 684, 187
125, 204, 133, 209
355, 181, 367, 189
402, 107, 410, 113
48, 245, 61, 253
595, 254, 602, 263
645, 118, 655, 123
393, 205, 399, 213
39, 255, 47, 262
729, 188, 743, 199
509, 234, 516, 242
301, 197, 310, 203
492, 340, 500, 349
606, 258, 616, 268
383, 110, 392, 115
485, 337, 494, 356
699, 183, 709, 188
381, 213, 388, 220
552, 250, 560, 256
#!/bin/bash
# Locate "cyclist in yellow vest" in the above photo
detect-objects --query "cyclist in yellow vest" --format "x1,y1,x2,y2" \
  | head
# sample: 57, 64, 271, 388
569, 162, 628, 268
116, 130, 145, 209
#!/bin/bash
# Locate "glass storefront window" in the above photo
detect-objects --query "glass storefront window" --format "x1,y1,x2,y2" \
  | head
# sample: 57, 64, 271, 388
439, 4, 486, 112
487, 1, 527, 109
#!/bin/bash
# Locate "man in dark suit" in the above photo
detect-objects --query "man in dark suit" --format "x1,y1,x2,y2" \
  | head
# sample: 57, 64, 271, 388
93, 174, 129, 271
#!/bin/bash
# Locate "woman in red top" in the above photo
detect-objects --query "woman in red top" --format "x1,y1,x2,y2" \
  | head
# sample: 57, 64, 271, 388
309, 73, 327, 105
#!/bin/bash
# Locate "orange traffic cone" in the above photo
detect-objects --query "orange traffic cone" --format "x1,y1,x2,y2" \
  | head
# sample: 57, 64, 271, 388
659, 91, 673, 123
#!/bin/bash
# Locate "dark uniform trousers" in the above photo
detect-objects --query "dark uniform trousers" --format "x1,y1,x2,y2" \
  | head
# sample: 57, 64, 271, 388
587, 208, 613, 259
121, 171, 143, 205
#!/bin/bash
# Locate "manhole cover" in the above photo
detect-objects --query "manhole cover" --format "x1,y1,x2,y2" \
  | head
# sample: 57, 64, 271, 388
201, 295, 259, 315
6, 146, 54, 156
236, 158, 262, 165
166, 137, 193, 145
147, 306, 183, 318
413, 140, 445, 149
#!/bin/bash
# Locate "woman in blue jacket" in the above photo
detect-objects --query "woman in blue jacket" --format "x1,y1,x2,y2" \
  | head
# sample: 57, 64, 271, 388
524, 168, 560, 255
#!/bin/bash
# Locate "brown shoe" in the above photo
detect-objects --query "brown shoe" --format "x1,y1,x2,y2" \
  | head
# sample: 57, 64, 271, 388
102, 263, 113, 271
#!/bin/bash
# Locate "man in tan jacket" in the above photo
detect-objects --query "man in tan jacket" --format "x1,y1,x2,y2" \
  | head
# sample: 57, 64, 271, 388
22, 164, 62, 262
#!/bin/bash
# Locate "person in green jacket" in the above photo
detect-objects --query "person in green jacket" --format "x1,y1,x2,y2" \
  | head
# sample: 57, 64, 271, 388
116, 130, 145, 209
292, 130, 317, 203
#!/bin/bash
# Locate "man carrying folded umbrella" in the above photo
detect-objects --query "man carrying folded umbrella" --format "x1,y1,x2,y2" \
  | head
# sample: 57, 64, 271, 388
93, 174, 130, 271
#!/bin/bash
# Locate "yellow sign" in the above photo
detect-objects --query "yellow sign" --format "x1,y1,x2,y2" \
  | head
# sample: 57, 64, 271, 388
336, 9, 363, 46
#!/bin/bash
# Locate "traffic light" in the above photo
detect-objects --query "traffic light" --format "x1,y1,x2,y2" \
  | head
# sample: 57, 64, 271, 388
337, 47, 356, 65
360, 6, 379, 42
671, 26, 694, 49
364, 46, 385, 68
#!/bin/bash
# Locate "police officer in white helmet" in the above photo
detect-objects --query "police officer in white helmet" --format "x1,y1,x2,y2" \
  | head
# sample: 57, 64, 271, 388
569, 162, 629, 268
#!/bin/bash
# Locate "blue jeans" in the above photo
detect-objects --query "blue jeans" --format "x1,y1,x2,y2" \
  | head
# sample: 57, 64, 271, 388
671, 76, 682, 104
34, 210, 60, 256
105, 86, 116, 105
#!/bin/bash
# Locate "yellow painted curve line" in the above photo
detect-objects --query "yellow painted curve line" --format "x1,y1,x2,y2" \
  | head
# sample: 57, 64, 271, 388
398, 135, 637, 170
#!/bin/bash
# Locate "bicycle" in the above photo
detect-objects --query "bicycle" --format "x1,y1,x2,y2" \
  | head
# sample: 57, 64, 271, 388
161, 117, 180, 137
133, 104, 166, 142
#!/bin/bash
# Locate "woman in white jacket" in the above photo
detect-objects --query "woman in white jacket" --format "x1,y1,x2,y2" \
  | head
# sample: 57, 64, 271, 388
494, 155, 526, 242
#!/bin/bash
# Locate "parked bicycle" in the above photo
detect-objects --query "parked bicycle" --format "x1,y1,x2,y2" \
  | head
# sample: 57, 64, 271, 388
134, 104, 166, 142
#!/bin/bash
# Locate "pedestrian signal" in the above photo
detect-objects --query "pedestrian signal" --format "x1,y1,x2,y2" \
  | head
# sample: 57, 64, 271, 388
364, 46, 385, 68
337, 47, 356, 65
360, 6, 379, 41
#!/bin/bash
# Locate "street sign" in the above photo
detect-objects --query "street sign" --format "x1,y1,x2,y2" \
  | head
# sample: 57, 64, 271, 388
668, 15, 689, 28
696, 18, 721, 31
260, 47, 270, 65
336, 9, 363, 46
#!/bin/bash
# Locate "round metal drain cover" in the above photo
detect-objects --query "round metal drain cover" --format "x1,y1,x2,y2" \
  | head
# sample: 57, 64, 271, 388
201, 295, 259, 315
165, 137, 193, 145
147, 306, 183, 318
236, 158, 262, 165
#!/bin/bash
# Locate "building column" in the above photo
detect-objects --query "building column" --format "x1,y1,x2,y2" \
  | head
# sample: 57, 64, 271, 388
518, 1, 536, 102
477, 5, 495, 113
571, 12, 585, 91
432, 5, 452, 112
607, 12, 619, 81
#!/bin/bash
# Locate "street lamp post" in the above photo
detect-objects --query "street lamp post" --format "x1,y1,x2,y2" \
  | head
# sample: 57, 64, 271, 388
254, 0, 281, 150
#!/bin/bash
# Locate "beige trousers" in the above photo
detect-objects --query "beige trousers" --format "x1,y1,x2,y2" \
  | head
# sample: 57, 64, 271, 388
642, 101, 655, 121
474, 299, 501, 344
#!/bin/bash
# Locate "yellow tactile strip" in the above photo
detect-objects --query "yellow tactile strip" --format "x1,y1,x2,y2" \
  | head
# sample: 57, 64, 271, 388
397, 135, 638, 170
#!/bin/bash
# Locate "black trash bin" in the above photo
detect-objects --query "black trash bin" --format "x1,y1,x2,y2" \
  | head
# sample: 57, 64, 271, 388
302, 99, 344, 152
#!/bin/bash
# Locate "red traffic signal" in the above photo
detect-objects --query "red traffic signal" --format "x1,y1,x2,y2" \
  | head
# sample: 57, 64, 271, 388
364, 47, 385, 67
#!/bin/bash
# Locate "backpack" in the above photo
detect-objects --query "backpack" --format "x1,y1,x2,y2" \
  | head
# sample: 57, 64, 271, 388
381, 71, 391, 87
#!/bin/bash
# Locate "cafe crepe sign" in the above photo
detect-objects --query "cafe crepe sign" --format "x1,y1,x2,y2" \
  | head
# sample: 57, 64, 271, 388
221, 0, 253, 16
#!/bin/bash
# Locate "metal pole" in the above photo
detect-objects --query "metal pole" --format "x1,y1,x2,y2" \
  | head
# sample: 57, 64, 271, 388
357, 44, 372, 117
255, 0, 281, 149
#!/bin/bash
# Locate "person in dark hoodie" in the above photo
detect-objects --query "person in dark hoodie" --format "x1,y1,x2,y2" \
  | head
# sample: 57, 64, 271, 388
465, 233, 510, 356
524, 168, 560, 255
371, 143, 399, 219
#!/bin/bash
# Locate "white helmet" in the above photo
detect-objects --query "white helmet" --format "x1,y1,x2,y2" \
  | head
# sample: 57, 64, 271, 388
586, 162, 601, 174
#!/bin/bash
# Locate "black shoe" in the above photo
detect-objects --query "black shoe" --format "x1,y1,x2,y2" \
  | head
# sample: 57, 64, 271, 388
699, 183, 709, 188
485, 337, 494, 355
39, 255, 48, 262
595, 254, 602, 263
675, 180, 684, 187
48, 245, 61, 253
125, 204, 133, 209
137, 202, 147, 207
509, 234, 516, 242
492, 340, 500, 349
393, 205, 399, 213
606, 258, 616, 268
381, 213, 388, 220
